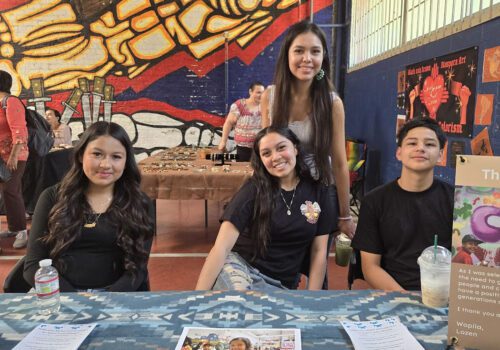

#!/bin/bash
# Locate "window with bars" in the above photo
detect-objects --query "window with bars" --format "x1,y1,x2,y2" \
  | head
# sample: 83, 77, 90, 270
349, 0, 500, 71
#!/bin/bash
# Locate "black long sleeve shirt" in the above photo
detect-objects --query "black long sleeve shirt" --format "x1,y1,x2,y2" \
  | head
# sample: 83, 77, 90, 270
24, 185, 154, 292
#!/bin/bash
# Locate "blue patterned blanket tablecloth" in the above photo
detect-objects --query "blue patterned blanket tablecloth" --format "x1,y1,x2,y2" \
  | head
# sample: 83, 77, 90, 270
0, 290, 448, 349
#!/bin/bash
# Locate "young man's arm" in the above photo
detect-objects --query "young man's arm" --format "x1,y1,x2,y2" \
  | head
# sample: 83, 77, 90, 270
360, 251, 405, 291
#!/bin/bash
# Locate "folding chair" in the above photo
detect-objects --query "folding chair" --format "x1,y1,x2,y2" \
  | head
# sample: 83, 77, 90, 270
345, 138, 367, 216
3, 256, 31, 293
347, 249, 365, 290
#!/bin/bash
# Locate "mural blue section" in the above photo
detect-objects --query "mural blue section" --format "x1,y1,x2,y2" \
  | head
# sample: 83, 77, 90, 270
344, 18, 500, 190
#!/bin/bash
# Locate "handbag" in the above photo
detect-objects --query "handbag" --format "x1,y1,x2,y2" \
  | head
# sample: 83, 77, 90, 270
0, 157, 11, 183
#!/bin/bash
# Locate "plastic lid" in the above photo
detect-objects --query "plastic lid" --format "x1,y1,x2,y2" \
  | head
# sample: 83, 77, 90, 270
39, 259, 53, 267
418, 245, 451, 267
337, 233, 351, 242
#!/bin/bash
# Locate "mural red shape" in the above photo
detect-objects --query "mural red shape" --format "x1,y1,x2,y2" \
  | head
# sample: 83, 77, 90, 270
420, 63, 445, 118
0, 0, 29, 11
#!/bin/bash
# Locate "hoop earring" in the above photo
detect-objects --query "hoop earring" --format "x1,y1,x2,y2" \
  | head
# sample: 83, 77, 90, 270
315, 69, 325, 81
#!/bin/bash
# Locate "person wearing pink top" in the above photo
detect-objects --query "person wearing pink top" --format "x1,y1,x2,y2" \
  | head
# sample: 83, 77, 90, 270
218, 81, 265, 161
0, 70, 29, 250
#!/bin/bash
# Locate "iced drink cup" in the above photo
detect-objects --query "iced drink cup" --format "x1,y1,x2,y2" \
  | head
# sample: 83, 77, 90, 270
335, 233, 353, 267
417, 245, 452, 307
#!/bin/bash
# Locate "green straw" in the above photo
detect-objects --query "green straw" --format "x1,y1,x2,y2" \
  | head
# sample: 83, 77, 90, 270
433, 234, 438, 263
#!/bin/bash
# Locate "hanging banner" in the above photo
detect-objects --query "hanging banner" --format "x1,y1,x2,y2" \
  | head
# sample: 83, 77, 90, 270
448, 155, 500, 350
405, 47, 478, 138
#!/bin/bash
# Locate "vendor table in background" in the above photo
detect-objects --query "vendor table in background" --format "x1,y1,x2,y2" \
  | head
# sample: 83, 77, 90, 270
139, 149, 252, 201
0, 290, 448, 349
139, 148, 252, 226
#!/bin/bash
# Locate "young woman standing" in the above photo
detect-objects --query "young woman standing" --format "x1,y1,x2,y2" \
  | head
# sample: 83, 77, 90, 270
261, 20, 355, 240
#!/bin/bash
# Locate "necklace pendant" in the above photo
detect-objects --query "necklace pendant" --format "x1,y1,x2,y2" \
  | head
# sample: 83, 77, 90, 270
83, 222, 96, 228
287, 209, 291, 216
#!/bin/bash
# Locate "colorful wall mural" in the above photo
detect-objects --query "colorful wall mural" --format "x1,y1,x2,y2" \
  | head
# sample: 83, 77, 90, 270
0, 0, 333, 159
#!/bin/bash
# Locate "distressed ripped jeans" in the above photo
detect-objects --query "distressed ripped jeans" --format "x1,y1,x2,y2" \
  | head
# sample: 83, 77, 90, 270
212, 252, 286, 290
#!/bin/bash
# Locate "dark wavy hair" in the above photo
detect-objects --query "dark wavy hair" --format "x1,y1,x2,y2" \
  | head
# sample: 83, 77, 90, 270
229, 337, 252, 350
44, 121, 153, 281
271, 20, 335, 184
249, 126, 311, 259
47, 108, 62, 123
249, 81, 264, 91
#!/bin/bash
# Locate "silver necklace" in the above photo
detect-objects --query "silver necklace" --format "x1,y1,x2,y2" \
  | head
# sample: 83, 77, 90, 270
280, 186, 297, 216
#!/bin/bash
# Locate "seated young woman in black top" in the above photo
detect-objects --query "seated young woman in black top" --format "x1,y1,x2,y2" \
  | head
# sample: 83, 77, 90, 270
196, 126, 335, 290
24, 121, 154, 292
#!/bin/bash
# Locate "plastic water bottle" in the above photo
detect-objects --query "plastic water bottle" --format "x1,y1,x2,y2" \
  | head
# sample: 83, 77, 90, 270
34, 259, 60, 315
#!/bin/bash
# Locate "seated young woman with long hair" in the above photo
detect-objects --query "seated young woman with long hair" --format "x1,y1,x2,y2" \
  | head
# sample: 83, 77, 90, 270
196, 126, 335, 290
24, 121, 154, 292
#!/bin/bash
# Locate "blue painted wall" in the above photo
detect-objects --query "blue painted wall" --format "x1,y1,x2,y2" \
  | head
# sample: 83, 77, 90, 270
344, 18, 499, 191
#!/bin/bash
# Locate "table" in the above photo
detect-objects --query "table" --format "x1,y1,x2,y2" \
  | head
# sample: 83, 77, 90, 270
22, 147, 73, 213
139, 149, 252, 202
139, 149, 252, 227
0, 290, 448, 349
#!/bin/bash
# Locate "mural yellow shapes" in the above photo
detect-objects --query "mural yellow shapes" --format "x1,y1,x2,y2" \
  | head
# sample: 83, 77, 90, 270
0, 0, 300, 94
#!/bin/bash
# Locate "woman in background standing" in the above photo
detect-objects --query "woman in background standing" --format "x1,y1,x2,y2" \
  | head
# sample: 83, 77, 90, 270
0, 70, 29, 250
218, 81, 265, 161
45, 108, 72, 146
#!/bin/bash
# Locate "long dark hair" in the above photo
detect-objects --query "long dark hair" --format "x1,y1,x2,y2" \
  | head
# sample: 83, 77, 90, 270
44, 121, 153, 279
271, 20, 334, 184
47, 108, 62, 123
249, 126, 310, 259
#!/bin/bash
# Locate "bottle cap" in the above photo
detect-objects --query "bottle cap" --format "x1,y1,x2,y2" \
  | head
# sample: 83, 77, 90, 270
39, 259, 52, 267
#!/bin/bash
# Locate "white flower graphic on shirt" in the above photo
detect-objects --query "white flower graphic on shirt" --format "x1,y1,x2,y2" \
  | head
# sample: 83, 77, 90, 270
300, 201, 321, 224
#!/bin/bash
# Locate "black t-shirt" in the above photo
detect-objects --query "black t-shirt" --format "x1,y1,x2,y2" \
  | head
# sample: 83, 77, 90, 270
24, 185, 155, 291
222, 178, 335, 289
352, 178, 454, 290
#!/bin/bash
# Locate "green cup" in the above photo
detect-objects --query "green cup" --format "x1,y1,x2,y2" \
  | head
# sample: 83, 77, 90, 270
335, 234, 353, 267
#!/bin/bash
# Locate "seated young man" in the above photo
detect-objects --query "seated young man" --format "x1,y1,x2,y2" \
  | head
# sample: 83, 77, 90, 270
351, 118, 454, 291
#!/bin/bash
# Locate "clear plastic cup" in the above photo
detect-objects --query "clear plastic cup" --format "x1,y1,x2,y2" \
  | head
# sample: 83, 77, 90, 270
417, 245, 452, 307
335, 233, 353, 267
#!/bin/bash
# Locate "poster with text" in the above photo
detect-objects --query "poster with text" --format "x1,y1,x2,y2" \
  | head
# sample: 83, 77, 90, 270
448, 155, 500, 350
405, 47, 478, 137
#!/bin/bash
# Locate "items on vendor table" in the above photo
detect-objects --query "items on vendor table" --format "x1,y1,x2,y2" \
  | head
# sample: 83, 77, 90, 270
205, 152, 237, 165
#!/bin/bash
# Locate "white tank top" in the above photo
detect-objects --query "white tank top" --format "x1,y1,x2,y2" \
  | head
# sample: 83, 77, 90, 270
267, 85, 339, 181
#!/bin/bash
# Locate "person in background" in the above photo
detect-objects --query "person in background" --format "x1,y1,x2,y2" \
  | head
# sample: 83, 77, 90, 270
229, 337, 252, 350
218, 81, 265, 161
352, 118, 453, 291
261, 20, 354, 288
45, 108, 72, 146
24, 121, 154, 291
196, 127, 334, 290
0, 70, 29, 250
